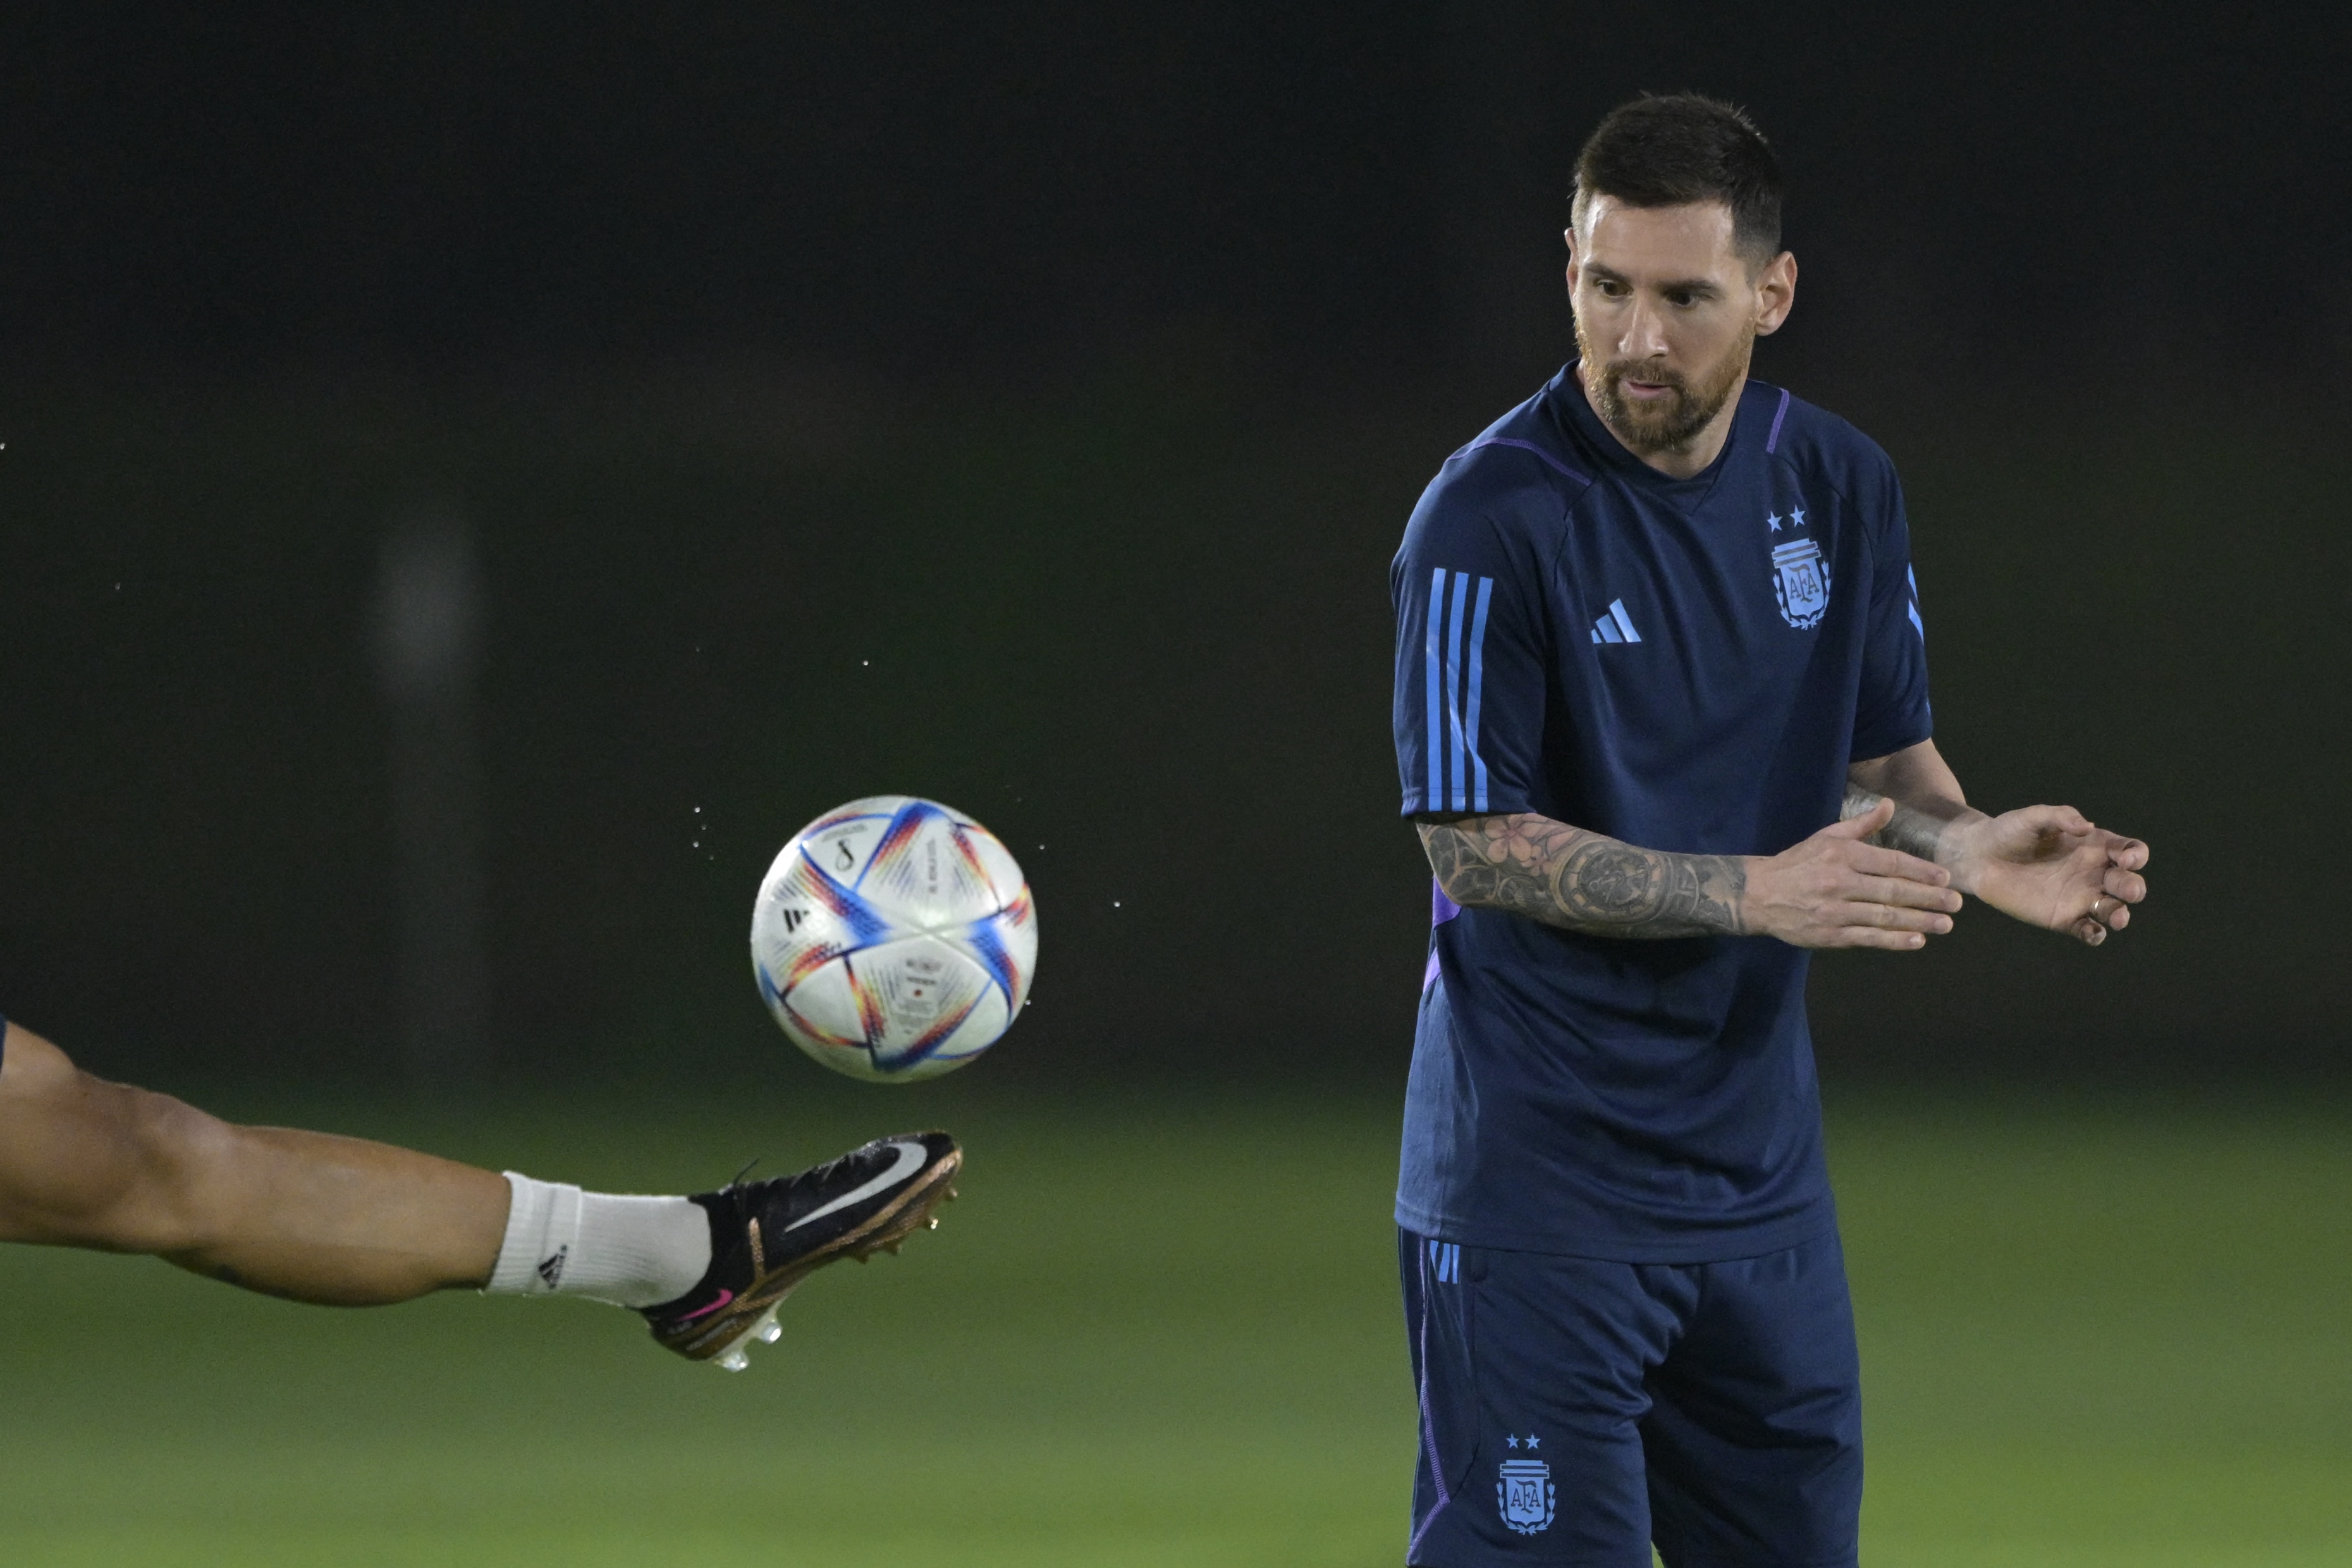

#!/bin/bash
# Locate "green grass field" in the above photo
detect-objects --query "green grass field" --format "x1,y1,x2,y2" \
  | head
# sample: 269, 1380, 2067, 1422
0, 1089, 2346, 1565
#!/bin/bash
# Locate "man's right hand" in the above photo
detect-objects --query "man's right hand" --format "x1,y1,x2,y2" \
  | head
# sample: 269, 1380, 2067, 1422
1740, 798, 1961, 950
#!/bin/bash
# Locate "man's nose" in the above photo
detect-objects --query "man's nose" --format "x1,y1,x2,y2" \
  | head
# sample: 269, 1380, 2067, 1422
1619, 297, 1670, 360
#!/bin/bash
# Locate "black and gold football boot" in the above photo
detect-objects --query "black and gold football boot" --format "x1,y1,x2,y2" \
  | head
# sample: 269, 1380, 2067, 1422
642, 1130, 962, 1369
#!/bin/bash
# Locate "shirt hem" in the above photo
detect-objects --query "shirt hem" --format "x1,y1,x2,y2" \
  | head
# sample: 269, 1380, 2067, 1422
1393, 1197, 1837, 1266
1849, 723, 1935, 765
1399, 792, 1534, 819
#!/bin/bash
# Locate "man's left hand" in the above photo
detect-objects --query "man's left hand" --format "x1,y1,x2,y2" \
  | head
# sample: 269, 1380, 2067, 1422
1947, 805, 2150, 946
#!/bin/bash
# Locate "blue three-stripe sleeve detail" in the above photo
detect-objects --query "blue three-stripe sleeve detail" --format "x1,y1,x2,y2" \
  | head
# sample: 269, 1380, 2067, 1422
1443, 572, 1470, 811
1424, 568, 1446, 809
1421, 568, 1498, 814
1465, 578, 1493, 811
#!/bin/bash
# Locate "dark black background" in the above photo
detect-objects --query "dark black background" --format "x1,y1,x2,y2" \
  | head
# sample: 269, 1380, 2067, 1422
1, 3, 2345, 1093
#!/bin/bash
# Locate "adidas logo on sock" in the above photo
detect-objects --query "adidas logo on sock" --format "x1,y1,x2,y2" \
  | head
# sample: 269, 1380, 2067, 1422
1589, 599, 1641, 644
537, 1245, 570, 1290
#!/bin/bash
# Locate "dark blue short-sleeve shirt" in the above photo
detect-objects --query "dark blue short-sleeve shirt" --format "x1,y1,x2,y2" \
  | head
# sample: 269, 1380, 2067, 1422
1391, 365, 1932, 1261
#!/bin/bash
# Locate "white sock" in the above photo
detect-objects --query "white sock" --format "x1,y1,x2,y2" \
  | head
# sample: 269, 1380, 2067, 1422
484, 1173, 713, 1308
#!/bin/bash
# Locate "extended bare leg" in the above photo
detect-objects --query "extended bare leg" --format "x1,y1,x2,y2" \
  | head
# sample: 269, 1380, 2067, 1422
0, 1018, 959, 1371
0, 1022, 507, 1304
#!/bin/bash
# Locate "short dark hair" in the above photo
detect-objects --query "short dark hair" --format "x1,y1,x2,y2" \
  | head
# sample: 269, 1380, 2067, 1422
1572, 94, 1784, 262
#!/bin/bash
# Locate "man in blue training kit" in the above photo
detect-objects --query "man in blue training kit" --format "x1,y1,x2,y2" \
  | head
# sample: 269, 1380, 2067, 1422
1390, 95, 2150, 1565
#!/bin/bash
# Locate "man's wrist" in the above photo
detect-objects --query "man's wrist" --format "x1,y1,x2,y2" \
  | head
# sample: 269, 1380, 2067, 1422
1732, 854, 1770, 940
1934, 809, 1995, 895
1847, 783, 1989, 891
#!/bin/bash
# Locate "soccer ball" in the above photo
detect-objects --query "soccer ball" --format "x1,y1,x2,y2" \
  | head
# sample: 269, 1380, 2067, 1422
750, 795, 1038, 1082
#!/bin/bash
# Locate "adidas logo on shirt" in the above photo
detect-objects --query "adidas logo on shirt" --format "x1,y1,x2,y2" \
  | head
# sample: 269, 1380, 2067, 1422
1589, 599, 1641, 644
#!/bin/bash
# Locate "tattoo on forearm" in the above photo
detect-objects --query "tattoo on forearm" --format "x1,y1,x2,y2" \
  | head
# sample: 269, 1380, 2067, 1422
1841, 786, 1952, 862
1418, 814, 1747, 938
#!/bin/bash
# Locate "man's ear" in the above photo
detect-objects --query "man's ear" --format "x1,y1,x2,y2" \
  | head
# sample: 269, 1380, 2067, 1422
1753, 249, 1798, 337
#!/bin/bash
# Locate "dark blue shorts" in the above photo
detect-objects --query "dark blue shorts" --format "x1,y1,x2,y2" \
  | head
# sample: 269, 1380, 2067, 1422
1400, 1227, 1861, 1567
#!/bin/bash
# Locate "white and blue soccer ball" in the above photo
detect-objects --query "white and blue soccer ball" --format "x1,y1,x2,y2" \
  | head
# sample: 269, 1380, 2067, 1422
750, 795, 1037, 1082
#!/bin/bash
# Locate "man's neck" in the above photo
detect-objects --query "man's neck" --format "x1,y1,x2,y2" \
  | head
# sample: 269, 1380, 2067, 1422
1576, 364, 1748, 481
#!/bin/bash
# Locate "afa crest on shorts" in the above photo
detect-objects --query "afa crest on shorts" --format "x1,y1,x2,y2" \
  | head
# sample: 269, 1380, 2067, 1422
1767, 506, 1830, 629
1497, 1447, 1555, 1536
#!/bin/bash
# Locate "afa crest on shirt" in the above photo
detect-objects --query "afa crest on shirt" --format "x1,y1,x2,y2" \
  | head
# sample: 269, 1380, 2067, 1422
1766, 507, 1830, 629
1497, 1452, 1555, 1535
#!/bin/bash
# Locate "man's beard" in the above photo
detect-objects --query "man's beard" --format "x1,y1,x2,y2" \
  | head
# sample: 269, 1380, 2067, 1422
1574, 320, 1752, 458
